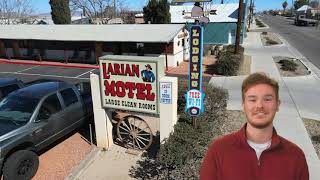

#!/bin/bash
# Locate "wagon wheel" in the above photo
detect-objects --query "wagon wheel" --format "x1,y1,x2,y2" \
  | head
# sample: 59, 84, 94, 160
117, 115, 153, 150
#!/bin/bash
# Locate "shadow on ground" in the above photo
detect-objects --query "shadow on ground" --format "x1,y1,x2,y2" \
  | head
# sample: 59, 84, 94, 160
129, 132, 162, 180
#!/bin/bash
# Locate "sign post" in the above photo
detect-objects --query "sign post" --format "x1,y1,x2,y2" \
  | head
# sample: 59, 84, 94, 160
185, 2, 209, 128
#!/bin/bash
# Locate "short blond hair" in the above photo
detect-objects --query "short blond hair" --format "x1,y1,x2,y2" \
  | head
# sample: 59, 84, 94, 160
242, 72, 279, 101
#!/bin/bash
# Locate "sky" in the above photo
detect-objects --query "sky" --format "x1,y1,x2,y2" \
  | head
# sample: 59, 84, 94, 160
32, 0, 293, 14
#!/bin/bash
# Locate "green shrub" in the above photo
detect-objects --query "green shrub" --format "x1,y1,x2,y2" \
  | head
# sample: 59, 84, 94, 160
130, 84, 228, 179
177, 79, 188, 114
255, 19, 266, 27
214, 50, 242, 76
278, 59, 298, 71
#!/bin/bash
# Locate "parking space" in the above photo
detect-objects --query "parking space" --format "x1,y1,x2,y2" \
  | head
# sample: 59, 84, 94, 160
0, 63, 99, 179
0, 64, 99, 84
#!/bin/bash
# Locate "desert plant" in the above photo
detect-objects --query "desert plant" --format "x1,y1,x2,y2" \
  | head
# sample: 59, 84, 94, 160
214, 46, 243, 76
278, 59, 298, 71
266, 39, 279, 45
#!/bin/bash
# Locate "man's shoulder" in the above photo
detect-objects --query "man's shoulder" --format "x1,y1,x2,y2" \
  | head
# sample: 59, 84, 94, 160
278, 135, 305, 156
209, 132, 239, 150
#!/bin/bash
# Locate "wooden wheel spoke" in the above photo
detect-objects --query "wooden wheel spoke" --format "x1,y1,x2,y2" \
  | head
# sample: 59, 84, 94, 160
134, 138, 143, 149
119, 126, 129, 132
137, 133, 151, 136
132, 117, 137, 131
136, 120, 143, 130
137, 136, 150, 142
137, 127, 149, 134
119, 132, 129, 135
121, 121, 131, 131
136, 137, 147, 148
127, 118, 133, 130
132, 135, 136, 149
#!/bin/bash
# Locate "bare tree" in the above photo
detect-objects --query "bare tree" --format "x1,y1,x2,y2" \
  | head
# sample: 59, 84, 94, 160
70, 0, 113, 23
0, 0, 34, 24
70, 0, 128, 24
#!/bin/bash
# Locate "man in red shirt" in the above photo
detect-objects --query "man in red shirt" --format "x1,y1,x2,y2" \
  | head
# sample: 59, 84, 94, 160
200, 72, 309, 180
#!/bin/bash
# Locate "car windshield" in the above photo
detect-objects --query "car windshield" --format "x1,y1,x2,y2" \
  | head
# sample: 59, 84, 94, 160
0, 95, 40, 125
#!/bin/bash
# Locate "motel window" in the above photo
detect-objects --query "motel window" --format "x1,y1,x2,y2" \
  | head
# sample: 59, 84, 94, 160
231, 29, 236, 36
136, 43, 144, 56
182, 39, 185, 47
177, 41, 180, 46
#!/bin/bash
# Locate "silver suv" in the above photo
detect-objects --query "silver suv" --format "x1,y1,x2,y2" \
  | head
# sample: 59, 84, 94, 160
0, 81, 92, 180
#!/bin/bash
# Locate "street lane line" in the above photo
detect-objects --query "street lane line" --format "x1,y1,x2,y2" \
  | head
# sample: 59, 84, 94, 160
16, 65, 40, 73
0, 71, 89, 80
75, 69, 96, 78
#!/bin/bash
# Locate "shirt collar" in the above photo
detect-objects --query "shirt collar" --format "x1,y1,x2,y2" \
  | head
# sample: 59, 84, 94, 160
236, 123, 281, 150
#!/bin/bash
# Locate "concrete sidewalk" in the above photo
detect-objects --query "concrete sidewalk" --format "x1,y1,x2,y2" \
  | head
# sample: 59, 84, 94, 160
210, 21, 320, 180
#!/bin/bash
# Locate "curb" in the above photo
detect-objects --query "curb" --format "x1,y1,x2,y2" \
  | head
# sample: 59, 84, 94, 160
0, 59, 99, 69
253, 17, 270, 29
65, 147, 101, 180
274, 33, 320, 80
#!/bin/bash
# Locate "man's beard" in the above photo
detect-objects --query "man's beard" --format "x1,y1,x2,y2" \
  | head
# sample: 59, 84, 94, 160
246, 114, 274, 129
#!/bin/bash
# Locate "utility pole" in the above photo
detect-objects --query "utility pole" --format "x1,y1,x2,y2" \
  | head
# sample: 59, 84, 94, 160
235, 0, 244, 54
113, 0, 116, 18
291, 0, 294, 15
248, 0, 253, 29
317, 0, 320, 28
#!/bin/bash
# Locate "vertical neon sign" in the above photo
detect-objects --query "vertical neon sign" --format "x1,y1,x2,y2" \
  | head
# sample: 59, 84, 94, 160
185, 25, 205, 117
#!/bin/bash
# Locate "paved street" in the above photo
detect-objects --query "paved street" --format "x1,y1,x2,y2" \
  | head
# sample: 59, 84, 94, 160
256, 15, 320, 69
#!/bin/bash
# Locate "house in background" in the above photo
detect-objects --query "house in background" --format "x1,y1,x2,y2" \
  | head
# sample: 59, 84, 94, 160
135, 13, 145, 24
0, 24, 189, 68
170, 2, 249, 45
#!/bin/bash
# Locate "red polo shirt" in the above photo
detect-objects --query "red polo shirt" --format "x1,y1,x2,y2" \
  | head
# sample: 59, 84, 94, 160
200, 124, 309, 180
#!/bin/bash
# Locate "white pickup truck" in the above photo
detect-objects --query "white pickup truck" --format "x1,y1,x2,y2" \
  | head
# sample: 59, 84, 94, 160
294, 14, 318, 26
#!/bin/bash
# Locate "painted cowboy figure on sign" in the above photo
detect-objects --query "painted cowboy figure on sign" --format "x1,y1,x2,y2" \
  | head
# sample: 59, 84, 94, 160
141, 64, 155, 83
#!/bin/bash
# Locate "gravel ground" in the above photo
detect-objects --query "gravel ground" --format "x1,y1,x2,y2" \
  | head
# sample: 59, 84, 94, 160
303, 118, 320, 159
273, 56, 310, 77
220, 110, 246, 135
260, 32, 283, 46
33, 132, 94, 180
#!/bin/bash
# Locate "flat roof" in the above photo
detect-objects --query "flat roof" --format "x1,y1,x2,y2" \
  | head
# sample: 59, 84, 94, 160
0, 24, 185, 43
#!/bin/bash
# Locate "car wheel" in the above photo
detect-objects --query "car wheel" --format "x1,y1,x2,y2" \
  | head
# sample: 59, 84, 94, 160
3, 150, 39, 180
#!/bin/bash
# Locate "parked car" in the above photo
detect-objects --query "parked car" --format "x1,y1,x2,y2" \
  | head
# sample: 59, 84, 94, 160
0, 78, 64, 102
0, 81, 93, 180
0, 78, 24, 101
